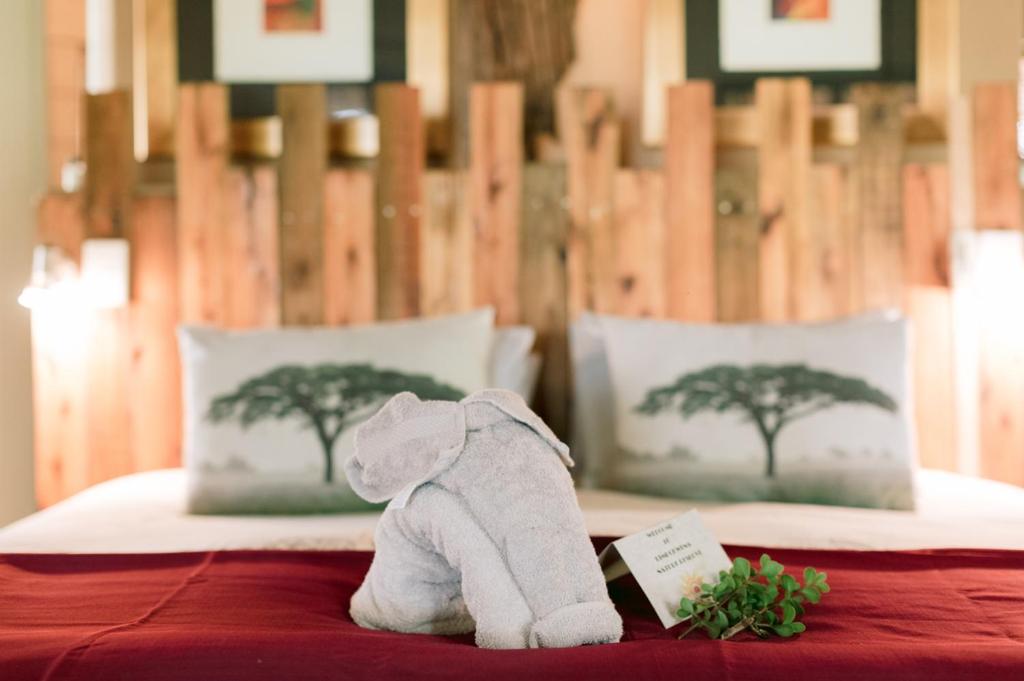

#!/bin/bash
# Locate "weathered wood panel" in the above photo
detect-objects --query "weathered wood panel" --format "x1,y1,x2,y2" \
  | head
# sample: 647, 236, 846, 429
84, 91, 134, 237
715, 149, 759, 322
853, 84, 908, 311
803, 163, 858, 320
755, 78, 811, 321
32, 194, 89, 507
45, 0, 86, 188
612, 169, 666, 317
470, 82, 523, 323
278, 84, 327, 326
137, 0, 178, 158
902, 163, 956, 472
128, 193, 182, 473
557, 87, 620, 317
972, 82, 1021, 231
664, 82, 715, 321
420, 170, 473, 316
222, 165, 281, 328
176, 83, 230, 324
376, 84, 424, 319
324, 168, 377, 325
521, 163, 570, 439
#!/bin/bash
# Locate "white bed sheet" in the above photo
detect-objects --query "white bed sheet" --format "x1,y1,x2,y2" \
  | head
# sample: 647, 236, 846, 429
1, 468, 1023, 553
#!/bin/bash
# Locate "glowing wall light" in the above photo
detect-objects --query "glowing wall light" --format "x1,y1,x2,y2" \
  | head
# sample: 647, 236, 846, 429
79, 238, 130, 309
17, 245, 77, 309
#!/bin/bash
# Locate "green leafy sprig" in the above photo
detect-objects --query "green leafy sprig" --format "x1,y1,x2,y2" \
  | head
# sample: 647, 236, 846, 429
677, 554, 829, 640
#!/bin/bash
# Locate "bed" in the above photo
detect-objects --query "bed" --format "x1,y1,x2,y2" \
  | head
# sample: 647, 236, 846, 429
2, 468, 1024, 680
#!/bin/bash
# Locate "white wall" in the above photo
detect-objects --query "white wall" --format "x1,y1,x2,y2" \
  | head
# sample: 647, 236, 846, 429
0, 0, 44, 526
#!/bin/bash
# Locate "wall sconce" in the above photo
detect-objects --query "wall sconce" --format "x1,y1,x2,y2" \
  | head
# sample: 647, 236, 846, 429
18, 239, 130, 310
17, 244, 77, 309
80, 238, 130, 309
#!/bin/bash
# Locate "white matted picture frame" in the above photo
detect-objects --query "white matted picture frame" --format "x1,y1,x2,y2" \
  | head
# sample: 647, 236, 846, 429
719, 0, 881, 73
214, 0, 374, 83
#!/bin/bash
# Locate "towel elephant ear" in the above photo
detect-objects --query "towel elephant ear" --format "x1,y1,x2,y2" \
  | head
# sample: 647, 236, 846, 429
345, 392, 467, 503
465, 389, 574, 468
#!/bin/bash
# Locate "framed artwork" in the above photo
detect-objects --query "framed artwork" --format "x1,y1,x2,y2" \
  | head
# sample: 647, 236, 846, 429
214, 0, 375, 83
686, 0, 915, 98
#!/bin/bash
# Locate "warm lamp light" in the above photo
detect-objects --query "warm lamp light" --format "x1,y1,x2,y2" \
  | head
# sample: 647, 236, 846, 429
80, 238, 130, 309
18, 244, 77, 310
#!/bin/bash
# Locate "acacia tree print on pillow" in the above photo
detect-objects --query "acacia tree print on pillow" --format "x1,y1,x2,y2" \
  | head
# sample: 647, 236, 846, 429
636, 364, 897, 478
207, 364, 464, 484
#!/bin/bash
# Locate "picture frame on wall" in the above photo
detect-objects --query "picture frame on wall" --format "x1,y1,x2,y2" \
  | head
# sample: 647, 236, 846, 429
686, 0, 916, 99
214, 0, 375, 83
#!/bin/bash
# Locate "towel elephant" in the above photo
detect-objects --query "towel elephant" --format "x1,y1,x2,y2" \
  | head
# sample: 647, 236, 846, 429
344, 389, 623, 649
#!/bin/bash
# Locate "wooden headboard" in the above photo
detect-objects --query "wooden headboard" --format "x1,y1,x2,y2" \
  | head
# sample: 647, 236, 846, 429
30, 77, 1024, 507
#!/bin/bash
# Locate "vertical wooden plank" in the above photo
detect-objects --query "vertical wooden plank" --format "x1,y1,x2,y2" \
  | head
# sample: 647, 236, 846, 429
665, 82, 715, 321
223, 165, 281, 328
521, 163, 570, 438
324, 168, 377, 325
32, 194, 89, 507
976, 231, 1024, 486
853, 84, 908, 311
136, 0, 178, 158
916, 0, 953, 138
470, 82, 523, 323
612, 169, 666, 317
376, 83, 425, 319
84, 90, 134, 237
128, 192, 181, 472
278, 84, 327, 326
45, 0, 86, 188
715, 149, 760, 322
407, 0, 450, 158
641, 0, 684, 147
903, 163, 956, 472
972, 82, 1021, 231
755, 78, 811, 321
802, 163, 858, 320
420, 170, 472, 316
556, 87, 620, 317
176, 83, 229, 324
903, 164, 951, 289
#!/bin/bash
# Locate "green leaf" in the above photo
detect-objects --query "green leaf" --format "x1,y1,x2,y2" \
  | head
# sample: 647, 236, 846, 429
782, 602, 796, 624
804, 566, 816, 583
760, 553, 772, 569
801, 587, 821, 604
772, 624, 795, 638
760, 560, 784, 579
733, 557, 751, 580
707, 624, 722, 639
818, 581, 831, 593
781, 574, 798, 593
678, 599, 694, 617
790, 622, 806, 634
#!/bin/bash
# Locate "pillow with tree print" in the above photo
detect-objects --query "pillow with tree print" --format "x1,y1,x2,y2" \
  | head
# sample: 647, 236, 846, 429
179, 309, 495, 514
597, 313, 916, 510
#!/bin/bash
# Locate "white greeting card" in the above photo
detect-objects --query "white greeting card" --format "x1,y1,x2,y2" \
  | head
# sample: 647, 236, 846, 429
599, 510, 732, 628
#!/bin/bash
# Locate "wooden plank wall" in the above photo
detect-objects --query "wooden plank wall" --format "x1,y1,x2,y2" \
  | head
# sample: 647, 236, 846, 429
30, 78, 1024, 504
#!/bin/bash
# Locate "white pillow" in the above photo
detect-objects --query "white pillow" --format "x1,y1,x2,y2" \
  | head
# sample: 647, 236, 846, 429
179, 309, 496, 514
574, 311, 916, 510
491, 326, 539, 399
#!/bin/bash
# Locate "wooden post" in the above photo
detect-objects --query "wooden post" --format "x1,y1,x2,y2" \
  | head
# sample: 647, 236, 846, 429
521, 163, 570, 438
715, 149, 759, 322
972, 82, 1020, 231
324, 168, 377, 325
278, 84, 327, 326
176, 83, 229, 324
556, 87, 620, 318
612, 169, 666, 318
470, 82, 523, 324
223, 165, 281, 328
853, 84, 908, 311
755, 78, 811, 321
376, 84, 424, 320
134, 0, 178, 159
420, 170, 472, 316
84, 90, 134, 237
664, 82, 715, 321
45, 0, 87, 188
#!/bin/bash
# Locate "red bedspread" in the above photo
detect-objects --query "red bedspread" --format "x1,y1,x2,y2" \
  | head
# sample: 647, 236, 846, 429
2, 543, 1023, 681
